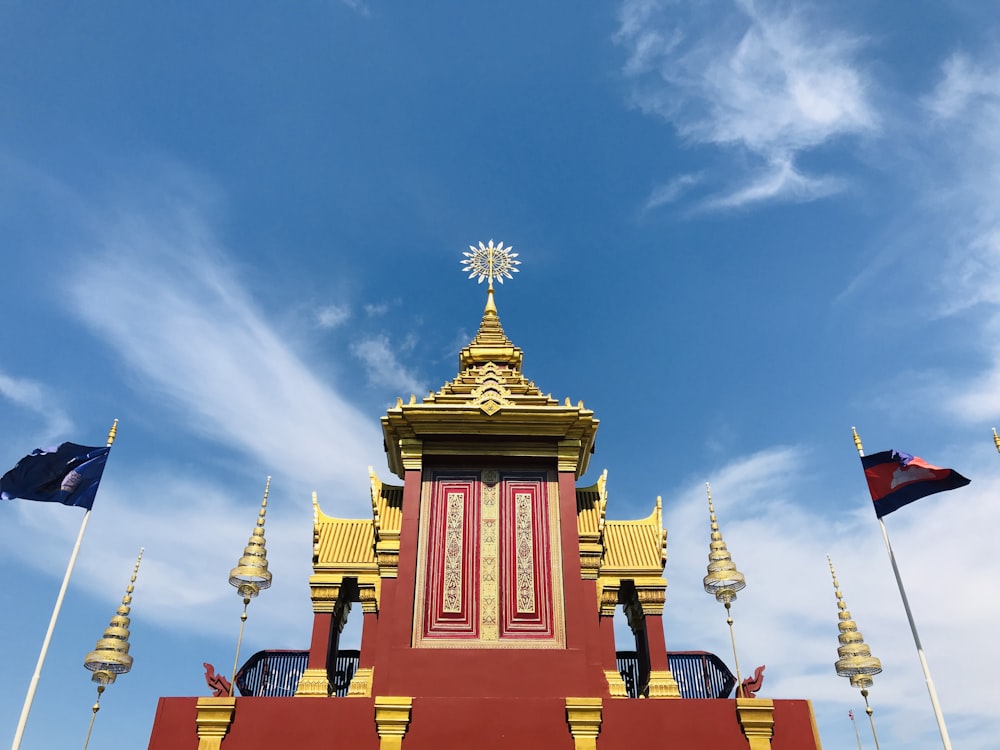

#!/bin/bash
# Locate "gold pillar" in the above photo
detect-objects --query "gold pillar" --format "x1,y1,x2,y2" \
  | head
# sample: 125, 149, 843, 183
195, 696, 236, 750
736, 698, 775, 750
374, 696, 413, 750
566, 697, 602, 750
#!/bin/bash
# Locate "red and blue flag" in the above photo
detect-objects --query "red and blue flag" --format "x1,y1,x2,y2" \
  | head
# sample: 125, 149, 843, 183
1, 442, 110, 510
861, 450, 969, 518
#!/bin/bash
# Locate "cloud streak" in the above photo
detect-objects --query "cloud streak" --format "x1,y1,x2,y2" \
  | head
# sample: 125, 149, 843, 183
65, 195, 385, 500
616, 0, 877, 209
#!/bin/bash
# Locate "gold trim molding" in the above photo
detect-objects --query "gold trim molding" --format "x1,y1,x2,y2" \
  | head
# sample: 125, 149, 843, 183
347, 667, 374, 697
294, 668, 331, 697
565, 697, 602, 750
195, 696, 236, 750
736, 698, 775, 750
374, 696, 413, 750
646, 669, 681, 699
604, 670, 629, 698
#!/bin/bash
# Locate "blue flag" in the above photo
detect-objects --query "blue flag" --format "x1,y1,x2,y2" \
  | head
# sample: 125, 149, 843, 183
1, 442, 111, 510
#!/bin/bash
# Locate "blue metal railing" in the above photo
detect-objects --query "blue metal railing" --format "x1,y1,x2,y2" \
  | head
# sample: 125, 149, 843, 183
236, 649, 734, 699
617, 650, 737, 699
235, 649, 358, 697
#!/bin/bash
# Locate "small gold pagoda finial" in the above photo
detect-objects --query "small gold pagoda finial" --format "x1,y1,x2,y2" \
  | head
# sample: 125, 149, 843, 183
993, 427, 1000, 454
228, 477, 274, 696
82, 548, 143, 750
852, 426, 864, 457
702, 483, 746, 696
828, 556, 882, 749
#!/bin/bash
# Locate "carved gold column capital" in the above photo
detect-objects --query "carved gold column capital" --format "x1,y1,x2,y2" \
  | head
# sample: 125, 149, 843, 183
375, 696, 413, 750
399, 439, 423, 471
597, 578, 620, 617
565, 697, 602, 750
557, 439, 582, 474
736, 698, 775, 750
634, 586, 666, 616
358, 580, 381, 614
195, 696, 236, 750
309, 581, 342, 613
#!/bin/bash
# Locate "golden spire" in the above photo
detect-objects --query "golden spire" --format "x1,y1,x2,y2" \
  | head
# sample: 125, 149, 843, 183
703, 483, 745, 603
702, 483, 746, 696
82, 548, 143, 749
993, 427, 1000, 454
228, 477, 273, 695
828, 556, 882, 749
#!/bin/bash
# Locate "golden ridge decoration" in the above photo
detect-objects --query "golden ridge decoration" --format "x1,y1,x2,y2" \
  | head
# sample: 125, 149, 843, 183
442, 492, 465, 613
514, 492, 536, 614
480, 479, 500, 641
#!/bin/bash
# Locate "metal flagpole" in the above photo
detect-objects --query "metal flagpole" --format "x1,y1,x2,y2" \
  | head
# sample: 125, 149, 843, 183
853, 428, 953, 750
10, 420, 118, 750
850, 709, 863, 750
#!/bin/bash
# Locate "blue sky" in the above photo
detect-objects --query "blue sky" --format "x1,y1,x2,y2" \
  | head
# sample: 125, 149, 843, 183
1, 1, 998, 747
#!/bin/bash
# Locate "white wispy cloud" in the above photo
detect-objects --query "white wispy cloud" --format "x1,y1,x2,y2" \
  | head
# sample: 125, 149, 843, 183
316, 303, 351, 329
65, 198, 385, 500
351, 334, 427, 396
643, 172, 702, 211
0, 370, 73, 444
616, 0, 877, 209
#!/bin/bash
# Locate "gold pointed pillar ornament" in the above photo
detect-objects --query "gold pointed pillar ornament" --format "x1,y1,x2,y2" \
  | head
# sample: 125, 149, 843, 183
228, 476, 273, 696
702, 483, 746, 696
993, 427, 1000, 454
82, 547, 143, 750
828, 556, 882, 750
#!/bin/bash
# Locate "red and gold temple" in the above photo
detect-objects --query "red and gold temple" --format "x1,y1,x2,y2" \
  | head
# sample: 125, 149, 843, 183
147, 276, 823, 749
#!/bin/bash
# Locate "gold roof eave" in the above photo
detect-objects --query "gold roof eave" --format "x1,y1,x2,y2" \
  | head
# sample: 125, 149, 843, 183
381, 402, 598, 478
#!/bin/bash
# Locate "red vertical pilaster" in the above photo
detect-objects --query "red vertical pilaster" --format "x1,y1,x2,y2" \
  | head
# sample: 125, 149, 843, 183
306, 612, 333, 670
643, 614, 670, 672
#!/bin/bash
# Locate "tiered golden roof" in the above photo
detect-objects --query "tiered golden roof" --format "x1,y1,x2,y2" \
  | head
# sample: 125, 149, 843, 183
381, 289, 599, 479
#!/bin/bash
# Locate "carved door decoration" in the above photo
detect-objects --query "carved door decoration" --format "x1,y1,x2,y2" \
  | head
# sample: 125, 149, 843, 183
413, 468, 565, 648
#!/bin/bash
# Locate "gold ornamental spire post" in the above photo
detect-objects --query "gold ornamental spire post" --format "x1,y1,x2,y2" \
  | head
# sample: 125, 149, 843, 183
852, 427, 953, 750
227, 477, 273, 696
11, 419, 119, 750
701, 483, 746, 697
827, 556, 881, 750
992, 427, 1000, 454
82, 548, 143, 750
461, 239, 521, 308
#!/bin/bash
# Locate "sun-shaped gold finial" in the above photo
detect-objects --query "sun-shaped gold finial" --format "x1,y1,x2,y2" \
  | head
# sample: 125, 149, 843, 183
462, 240, 520, 290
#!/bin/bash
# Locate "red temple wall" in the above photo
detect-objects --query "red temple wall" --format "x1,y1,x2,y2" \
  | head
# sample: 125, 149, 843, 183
147, 696, 822, 750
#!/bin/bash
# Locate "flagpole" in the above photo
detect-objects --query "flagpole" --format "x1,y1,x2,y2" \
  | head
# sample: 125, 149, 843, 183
850, 710, 863, 750
852, 428, 952, 750
10, 420, 118, 750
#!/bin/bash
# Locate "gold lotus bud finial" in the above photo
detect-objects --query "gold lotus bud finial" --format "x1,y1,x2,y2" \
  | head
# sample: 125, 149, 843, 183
703, 483, 746, 604
228, 476, 273, 600
82, 548, 143, 750
993, 427, 1000, 454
